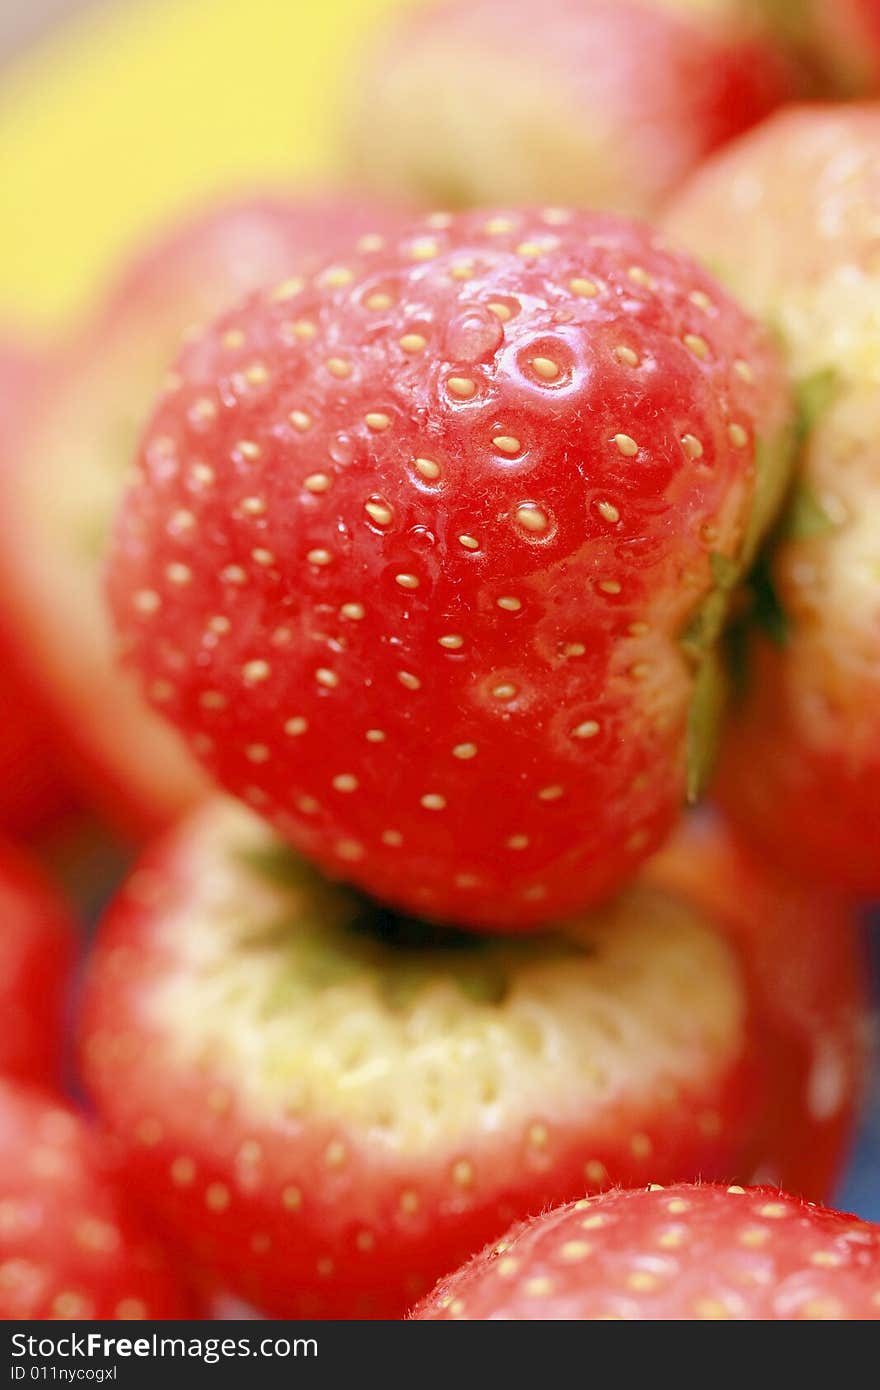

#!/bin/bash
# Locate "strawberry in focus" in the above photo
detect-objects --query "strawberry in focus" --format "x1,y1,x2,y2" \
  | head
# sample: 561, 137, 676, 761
0, 838, 77, 1088
0, 1079, 195, 1319
348, 0, 794, 217
413, 1183, 880, 1319
78, 797, 843, 1319
107, 208, 792, 929
664, 105, 880, 896
646, 811, 867, 1200
0, 194, 404, 836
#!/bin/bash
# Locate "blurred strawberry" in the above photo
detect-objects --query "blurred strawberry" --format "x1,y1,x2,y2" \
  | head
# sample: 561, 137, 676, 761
665, 105, 880, 895
0, 340, 78, 836
0, 1079, 195, 1319
347, 0, 795, 217
107, 207, 792, 928
0, 838, 77, 1088
0, 194, 405, 836
646, 810, 867, 1200
79, 797, 848, 1318
414, 1183, 880, 1319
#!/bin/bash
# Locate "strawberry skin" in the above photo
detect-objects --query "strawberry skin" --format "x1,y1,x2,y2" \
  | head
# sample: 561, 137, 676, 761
0, 1079, 195, 1319
108, 207, 792, 928
0, 195, 403, 836
348, 0, 794, 217
665, 106, 880, 894
79, 798, 837, 1319
646, 811, 867, 1201
413, 1183, 880, 1319
0, 839, 77, 1088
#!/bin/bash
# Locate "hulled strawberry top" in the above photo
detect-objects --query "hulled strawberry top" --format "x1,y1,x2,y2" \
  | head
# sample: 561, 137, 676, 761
108, 208, 792, 928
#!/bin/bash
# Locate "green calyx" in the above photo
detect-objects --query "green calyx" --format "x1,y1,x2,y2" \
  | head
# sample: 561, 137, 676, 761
236, 846, 589, 1012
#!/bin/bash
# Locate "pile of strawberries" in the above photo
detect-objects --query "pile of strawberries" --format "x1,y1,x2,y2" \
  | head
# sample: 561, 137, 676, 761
3, 0, 880, 1321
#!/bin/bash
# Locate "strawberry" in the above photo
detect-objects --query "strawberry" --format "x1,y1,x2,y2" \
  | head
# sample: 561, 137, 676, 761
0, 838, 77, 1088
347, 0, 795, 218
0, 1079, 195, 1319
664, 105, 880, 895
79, 797, 835, 1319
0, 340, 77, 836
107, 208, 793, 928
646, 810, 867, 1200
413, 1183, 880, 1319
0, 194, 404, 836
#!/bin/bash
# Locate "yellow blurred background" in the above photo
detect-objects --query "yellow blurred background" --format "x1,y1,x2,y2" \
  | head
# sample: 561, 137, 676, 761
0, 0, 406, 329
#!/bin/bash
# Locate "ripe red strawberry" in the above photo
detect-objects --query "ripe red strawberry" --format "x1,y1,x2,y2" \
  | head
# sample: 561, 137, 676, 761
79, 797, 838, 1319
0, 340, 77, 836
0, 194, 404, 836
413, 1183, 880, 1319
646, 811, 867, 1200
0, 839, 77, 1088
664, 105, 880, 895
348, 0, 794, 218
0, 1079, 195, 1319
108, 208, 793, 928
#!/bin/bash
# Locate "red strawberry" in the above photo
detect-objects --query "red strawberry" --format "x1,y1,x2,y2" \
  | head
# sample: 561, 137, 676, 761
348, 0, 795, 217
0, 1079, 195, 1319
664, 105, 880, 895
413, 1183, 880, 1319
0, 340, 77, 836
79, 797, 834, 1319
0, 194, 404, 836
107, 208, 792, 928
646, 810, 867, 1200
0, 839, 77, 1088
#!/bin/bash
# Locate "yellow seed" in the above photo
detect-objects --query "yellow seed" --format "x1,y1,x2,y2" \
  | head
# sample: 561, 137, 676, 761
421, 793, 447, 810
614, 433, 638, 457
596, 500, 620, 524
458, 534, 479, 550
515, 504, 549, 533
395, 573, 420, 590
304, 473, 331, 494
728, 422, 748, 447
681, 433, 704, 459
365, 499, 393, 526
289, 409, 312, 431
439, 634, 464, 649
307, 548, 332, 566
414, 457, 441, 480
365, 412, 390, 431
683, 333, 709, 360
400, 333, 427, 353
366, 291, 392, 310
326, 357, 351, 378
493, 435, 521, 455
488, 301, 512, 320
448, 376, 477, 399
572, 720, 600, 739
532, 356, 560, 380
496, 596, 522, 611
570, 277, 598, 298
453, 743, 478, 759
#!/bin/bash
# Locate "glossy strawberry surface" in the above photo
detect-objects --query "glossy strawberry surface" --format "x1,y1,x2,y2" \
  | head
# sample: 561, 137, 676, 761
414, 1183, 880, 1319
0, 194, 404, 835
108, 207, 792, 927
